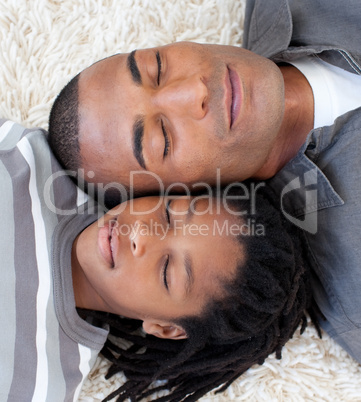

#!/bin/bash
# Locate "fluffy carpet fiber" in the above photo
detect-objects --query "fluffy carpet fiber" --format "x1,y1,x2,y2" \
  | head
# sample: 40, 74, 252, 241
1, 0, 360, 400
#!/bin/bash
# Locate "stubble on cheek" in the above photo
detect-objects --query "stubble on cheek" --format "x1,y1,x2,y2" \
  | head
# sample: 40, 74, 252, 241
206, 64, 228, 140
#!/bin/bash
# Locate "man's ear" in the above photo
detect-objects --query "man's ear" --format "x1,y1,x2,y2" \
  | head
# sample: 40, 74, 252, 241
142, 319, 187, 340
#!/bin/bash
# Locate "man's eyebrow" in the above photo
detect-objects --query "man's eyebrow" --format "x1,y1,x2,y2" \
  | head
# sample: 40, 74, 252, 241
184, 252, 194, 297
132, 116, 147, 170
127, 50, 142, 85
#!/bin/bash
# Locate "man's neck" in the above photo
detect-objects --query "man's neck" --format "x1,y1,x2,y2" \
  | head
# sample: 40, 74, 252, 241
254, 64, 314, 179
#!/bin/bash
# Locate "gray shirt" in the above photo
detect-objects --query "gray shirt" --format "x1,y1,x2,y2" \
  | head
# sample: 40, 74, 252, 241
0, 119, 108, 401
243, 0, 361, 362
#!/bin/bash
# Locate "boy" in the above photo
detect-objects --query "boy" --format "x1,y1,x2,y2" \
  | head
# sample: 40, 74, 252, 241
0, 118, 242, 400
1, 118, 314, 401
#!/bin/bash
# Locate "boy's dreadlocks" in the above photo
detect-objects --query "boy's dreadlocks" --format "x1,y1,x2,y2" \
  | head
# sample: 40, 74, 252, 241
84, 183, 320, 401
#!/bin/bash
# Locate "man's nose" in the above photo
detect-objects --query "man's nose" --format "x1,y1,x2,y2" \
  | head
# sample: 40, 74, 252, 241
153, 75, 208, 119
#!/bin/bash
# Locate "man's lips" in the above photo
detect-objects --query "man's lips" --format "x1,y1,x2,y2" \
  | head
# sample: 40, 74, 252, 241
226, 66, 242, 129
98, 219, 117, 266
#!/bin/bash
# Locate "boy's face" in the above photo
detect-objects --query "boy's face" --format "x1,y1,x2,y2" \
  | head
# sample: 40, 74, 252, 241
78, 41, 285, 191
72, 196, 243, 337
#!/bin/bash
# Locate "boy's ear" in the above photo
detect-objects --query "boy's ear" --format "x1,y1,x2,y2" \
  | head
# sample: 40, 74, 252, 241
142, 319, 187, 340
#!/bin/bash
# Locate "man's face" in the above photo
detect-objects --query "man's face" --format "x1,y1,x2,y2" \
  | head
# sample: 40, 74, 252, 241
72, 196, 242, 330
78, 42, 285, 191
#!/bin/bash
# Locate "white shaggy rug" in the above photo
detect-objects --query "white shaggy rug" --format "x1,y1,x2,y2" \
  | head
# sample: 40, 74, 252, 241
1, 1, 361, 401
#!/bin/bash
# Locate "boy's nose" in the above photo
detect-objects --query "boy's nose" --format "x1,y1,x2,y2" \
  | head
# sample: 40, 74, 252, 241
130, 220, 147, 257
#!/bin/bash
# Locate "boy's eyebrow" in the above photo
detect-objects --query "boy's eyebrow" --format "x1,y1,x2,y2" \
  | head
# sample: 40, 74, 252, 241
132, 116, 147, 170
182, 200, 198, 297
184, 251, 194, 297
127, 50, 142, 85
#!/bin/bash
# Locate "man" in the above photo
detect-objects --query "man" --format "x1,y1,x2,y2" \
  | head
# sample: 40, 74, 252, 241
48, 0, 361, 363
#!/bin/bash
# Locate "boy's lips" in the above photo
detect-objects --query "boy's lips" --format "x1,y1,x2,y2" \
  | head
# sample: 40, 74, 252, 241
98, 219, 117, 266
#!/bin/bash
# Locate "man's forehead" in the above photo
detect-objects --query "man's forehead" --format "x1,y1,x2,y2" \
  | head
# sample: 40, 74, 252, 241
80, 53, 125, 85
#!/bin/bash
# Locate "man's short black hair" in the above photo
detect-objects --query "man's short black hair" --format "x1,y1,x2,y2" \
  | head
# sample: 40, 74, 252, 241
48, 73, 81, 173
48, 75, 130, 208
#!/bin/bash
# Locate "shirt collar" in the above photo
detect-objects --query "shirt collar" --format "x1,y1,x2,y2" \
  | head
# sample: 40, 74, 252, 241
243, 0, 292, 58
269, 130, 344, 221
